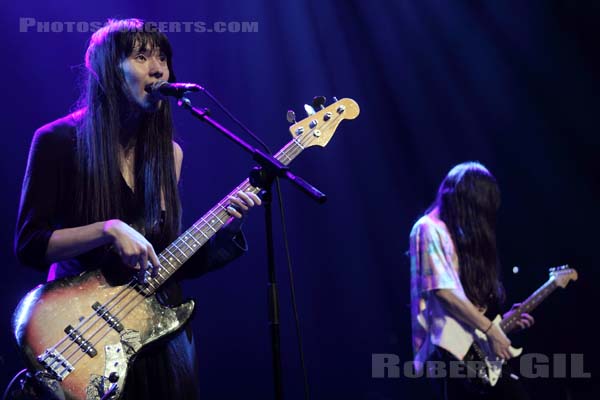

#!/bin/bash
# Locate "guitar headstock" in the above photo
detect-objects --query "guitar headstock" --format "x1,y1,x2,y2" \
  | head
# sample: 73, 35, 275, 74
549, 265, 578, 288
288, 98, 359, 148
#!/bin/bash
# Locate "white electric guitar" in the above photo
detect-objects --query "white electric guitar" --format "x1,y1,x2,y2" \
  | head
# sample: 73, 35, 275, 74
462, 265, 577, 388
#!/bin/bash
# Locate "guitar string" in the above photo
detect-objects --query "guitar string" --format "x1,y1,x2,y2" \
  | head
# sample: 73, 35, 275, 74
64, 202, 253, 369
55, 199, 244, 367
45, 261, 171, 371
61, 137, 308, 371
41, 122, 320, 375
60, 129, 312, 366
44, 242, 194, 352
58, 200, 240, 356
42, 122, 314, 374
42, 104, 346, 374
46, 153, 279, 363
46, 184, 256, 369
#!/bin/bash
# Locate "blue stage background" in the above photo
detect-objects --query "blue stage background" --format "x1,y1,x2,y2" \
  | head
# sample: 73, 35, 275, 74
1, 1, 598, 398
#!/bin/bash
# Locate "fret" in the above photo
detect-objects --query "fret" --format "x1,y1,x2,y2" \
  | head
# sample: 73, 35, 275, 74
286, 150, 301, 162
280, 151, 292, 163
151, 274, 166, 289
138, 274, 160, 294
185, 233, 202, 246
292, 138, 305, 150
192, 224, 210, 240
278, 144, 294, 158
274, 150, 287, 161
501, 280, 557, 333
159, 254, 176, 270
163, 248, 182, 266
277, 144, 302, 165
156, 266, 171, 281
153, 266, 168, 281
142, 136, 310, 296
208, 209, 225, 225
139, 284, 157, 297
171, 241, 189, 259
201, 217, 218, 233
180, 238, 195, 252
152, 274, 166, 290
145, 280, 158, 292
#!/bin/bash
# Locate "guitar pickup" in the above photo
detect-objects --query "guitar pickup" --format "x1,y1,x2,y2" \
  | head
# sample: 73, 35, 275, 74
64, 325, 97, 357
92, 302, 124, 332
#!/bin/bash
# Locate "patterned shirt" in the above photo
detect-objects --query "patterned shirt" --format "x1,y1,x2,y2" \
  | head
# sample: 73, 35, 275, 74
409, 213, 474, 372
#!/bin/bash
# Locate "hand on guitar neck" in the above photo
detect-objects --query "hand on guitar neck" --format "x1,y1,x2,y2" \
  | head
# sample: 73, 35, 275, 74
502, 303, 535, 334
100, 190, 261, 283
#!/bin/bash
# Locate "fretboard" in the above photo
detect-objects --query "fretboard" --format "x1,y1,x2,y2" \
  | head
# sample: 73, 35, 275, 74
139, 137, 307, 295
500, 278, 558, 333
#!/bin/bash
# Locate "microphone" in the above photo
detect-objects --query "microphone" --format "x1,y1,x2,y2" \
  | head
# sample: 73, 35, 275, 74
145, 80, 204, 99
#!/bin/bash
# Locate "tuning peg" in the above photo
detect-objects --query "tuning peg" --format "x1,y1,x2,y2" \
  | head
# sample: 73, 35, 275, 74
304, 104, 316, 116
333, 96, 338, 102
312, 96, 326, 110
286, 110, 297, 124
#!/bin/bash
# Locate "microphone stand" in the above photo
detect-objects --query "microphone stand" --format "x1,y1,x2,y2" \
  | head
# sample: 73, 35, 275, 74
176, 96, 325, 400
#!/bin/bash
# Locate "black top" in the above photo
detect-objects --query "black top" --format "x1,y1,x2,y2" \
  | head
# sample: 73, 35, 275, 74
14, 112, 247, 399
15, 112, 247, 280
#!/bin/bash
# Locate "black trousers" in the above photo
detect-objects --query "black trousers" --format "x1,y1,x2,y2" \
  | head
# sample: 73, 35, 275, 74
422, 346, 531, 400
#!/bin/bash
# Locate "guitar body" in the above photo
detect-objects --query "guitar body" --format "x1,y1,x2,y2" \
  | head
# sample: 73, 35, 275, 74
455, 266, 577, 392
463, 315, 523, 389
12, 269, 194, 400
9, 97, 361, 400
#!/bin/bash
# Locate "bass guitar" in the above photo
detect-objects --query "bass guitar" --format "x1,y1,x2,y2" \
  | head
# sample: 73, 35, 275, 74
12, 98, 360, 400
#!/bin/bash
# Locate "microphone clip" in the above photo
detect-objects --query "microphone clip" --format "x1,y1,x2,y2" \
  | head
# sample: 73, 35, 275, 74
145, 81, 204, 99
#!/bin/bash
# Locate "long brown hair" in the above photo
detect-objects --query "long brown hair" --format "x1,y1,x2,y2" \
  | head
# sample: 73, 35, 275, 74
433, 162, 505, 308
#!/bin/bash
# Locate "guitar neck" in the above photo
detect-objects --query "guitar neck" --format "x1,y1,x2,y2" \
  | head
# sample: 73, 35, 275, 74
141, 138, 306, 294
500, 278, 558, 333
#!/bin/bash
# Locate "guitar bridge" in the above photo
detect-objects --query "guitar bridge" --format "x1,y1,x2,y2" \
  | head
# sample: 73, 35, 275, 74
37, 349, 74, 381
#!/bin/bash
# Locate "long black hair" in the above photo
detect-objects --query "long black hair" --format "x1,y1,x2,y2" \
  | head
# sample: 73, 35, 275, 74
433, 162, 504, 308
76, 18, 180, 249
